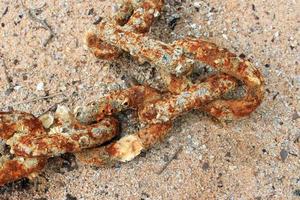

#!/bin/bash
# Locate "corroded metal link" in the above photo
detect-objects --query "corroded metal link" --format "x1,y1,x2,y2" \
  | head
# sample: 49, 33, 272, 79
0, 156, 47, 186
7, 106, 119, 158
173, 38, 264, 119
9, 117, 119, 157
139, 74, 238, 124
0, 109, 119, 185
91, 21, 264, 120
75, 85, 161, 124
76, 123, 172, 165
77, 74, 237, 124
94, 21, 195, 76
86, 0, 164, 60
124, 0, 164, 33
0, 112, 48, 186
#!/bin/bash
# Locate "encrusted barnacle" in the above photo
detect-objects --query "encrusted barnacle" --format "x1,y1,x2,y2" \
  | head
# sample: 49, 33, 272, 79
107, 134, 143, 162
39, 113, 54, 129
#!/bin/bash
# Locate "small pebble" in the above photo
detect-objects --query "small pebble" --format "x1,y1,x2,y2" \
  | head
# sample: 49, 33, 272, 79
93, 16, 103, 25
294, 189, 300, 197
280, 149, 288, 162
193, 2, 201, 9
14, 85, 22, 91
87, 8, 94, 15
222, 34, 228, 40
292, 111, 300, 120
66, 193, 77, 200
202, 162, 209, 170
112, 3, 119, 13
36, 82, 44, 91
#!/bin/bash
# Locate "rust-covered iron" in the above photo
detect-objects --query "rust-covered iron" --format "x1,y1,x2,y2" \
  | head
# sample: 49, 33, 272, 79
0, 112, 47, 186
0, 108, 119, 185
88, 0, 164, 60
0, 0, 264, 186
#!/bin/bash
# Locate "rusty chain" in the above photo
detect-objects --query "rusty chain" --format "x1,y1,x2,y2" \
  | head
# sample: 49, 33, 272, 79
0, 0, 264, 186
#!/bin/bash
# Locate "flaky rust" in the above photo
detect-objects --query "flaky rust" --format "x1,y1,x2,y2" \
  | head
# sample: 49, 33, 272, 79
75, 85, 161, 123
77, 122, 172, 165
0, 112, 44, 140
139, 74, 238, 124
173, 38, 264, 119
85, 32, 121, 60
11, 116, 119, 157
125, 0, 164, 33
0, 157, 47, 186
0, 108, 119, 186
0, 112, 47, 186
113, 0, 138, 26
86, 0, 164, 60
89, 19, 264, 120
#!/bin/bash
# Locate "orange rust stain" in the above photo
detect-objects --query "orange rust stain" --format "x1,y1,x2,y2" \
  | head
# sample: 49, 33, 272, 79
142, 2, 152, 10
13, 148, 29, 157
0, 122, 16, 139
168, 75, 187, 94
0, 158, 46, 186
187, 42, 201, 52
237, 62, 248, 74
105, 144, 118, 156
23, 118, 44, 133
206, 106, 224, 118
228, 100, 259, 117
138, 123, 172, 148
140, 107, 158, 121
86, 34, 97, 47
168, 105, 175, 113
253, 68, 264, 83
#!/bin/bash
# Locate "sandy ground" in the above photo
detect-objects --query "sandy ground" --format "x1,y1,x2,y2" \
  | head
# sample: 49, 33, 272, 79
0, 0, 299, 199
